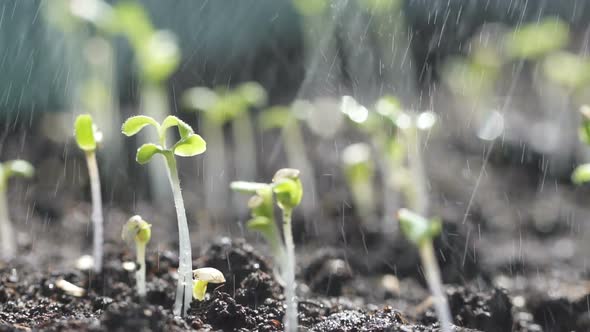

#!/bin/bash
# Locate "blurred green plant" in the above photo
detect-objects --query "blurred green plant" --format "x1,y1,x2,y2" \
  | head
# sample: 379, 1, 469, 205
543, 51, 590, 89
122, 115, 206, 317
0, 160, 34, 260
397, 208, 451, 332
505, 18, 569, 60
341, 96, 436, 227
74, 114, 105, 273
122, 215, 152, 298
572, 106, 590, 184
183, 82, 267, 219
341, 143, 377, 225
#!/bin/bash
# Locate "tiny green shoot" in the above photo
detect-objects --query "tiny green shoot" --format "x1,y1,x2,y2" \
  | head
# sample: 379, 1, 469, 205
192, 267, 226, 301
122, 115, 206, 317
0, 160, 34, 259
74, 114, 105, 273
272, 168, 303, 332
122, 215, 152, 298
397, 208, 452, 332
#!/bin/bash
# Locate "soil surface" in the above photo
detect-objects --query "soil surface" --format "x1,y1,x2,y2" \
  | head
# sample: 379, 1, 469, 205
2, 116, 590, 331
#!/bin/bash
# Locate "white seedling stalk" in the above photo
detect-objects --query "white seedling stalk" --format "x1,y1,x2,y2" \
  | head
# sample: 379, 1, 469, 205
419, 241, 452, 332
0, 185, 15, 259
136, 241, 147, 297
281, 208, 297, 332
85, 151, 104, 273
165, 154, 193, 317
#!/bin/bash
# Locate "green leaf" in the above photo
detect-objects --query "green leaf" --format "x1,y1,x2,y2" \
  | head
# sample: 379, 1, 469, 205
122, 116, 160, 136
173, 134, 206, 157
182, 87, 219, 113
74, 114, 96, 151
136, 143, 163, 164
572, 163, 590, 184
230, 181, 269, 194
237, 82, 267, 107
397, 208, 441, 246
161, 115, 193, 139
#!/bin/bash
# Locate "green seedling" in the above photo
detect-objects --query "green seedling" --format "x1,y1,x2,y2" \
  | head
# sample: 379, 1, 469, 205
192, 267, 226, 301
342, 96, 436, 229
183, 82, 267, 219
122, 115, 206, 317
397, 208, 452, 332
122, 215, 152, 298
341, 143, 377, 226
75, 114, 105, 273
230, 181, 286, 279
0, 160, 34, 259
272, 168, 303, 332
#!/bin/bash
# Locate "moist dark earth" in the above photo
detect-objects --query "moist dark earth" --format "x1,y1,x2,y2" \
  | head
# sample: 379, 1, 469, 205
2, 115, 590, 331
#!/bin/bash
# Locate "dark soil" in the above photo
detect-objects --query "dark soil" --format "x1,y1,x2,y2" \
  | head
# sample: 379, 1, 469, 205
1, 234, 587, 331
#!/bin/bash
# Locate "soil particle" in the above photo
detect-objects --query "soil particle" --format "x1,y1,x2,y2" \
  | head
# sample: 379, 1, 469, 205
444, 286, 512, 332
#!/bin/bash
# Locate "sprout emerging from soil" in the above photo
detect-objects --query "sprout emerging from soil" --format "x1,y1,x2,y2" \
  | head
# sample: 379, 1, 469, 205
397, 208, 452, 332
192, 267, 226, 301
0, 160, 34, 260
230, 181, 285, 264
122, 215, 152, 298
74, 114, 105, 273
272, 168, 303, 332
122, 115, 206, 317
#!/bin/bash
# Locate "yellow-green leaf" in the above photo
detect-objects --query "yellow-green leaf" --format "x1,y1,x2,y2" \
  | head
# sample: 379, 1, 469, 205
136, 143, 163, 164
122, 115, 159, 136
74, 114, 96, 152
173, 134, 206, 157
161, 115, 193, 139
572, 163, 590, 184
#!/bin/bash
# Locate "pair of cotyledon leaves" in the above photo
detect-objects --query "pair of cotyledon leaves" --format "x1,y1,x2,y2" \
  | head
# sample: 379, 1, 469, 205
122, 115, 206, 164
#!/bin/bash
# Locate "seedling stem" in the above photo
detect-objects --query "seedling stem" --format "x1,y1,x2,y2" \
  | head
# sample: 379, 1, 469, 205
398, 208, 452, 332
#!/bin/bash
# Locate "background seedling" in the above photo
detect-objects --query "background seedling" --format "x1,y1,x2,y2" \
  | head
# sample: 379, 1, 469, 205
183, 82, 267, 220
0, 160, 34, 260
122, 115, 206, 317
258, 104, 317, 223
342, 95, 436, 230
397, 208, 452, 332
272, 168, 303, 332
122, 215, 152, 298
74, 114, 105, 273
341, 143, 377, 227
192, 267, 226, 301
231, 181, 286, 281
572, 106, 590, 184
